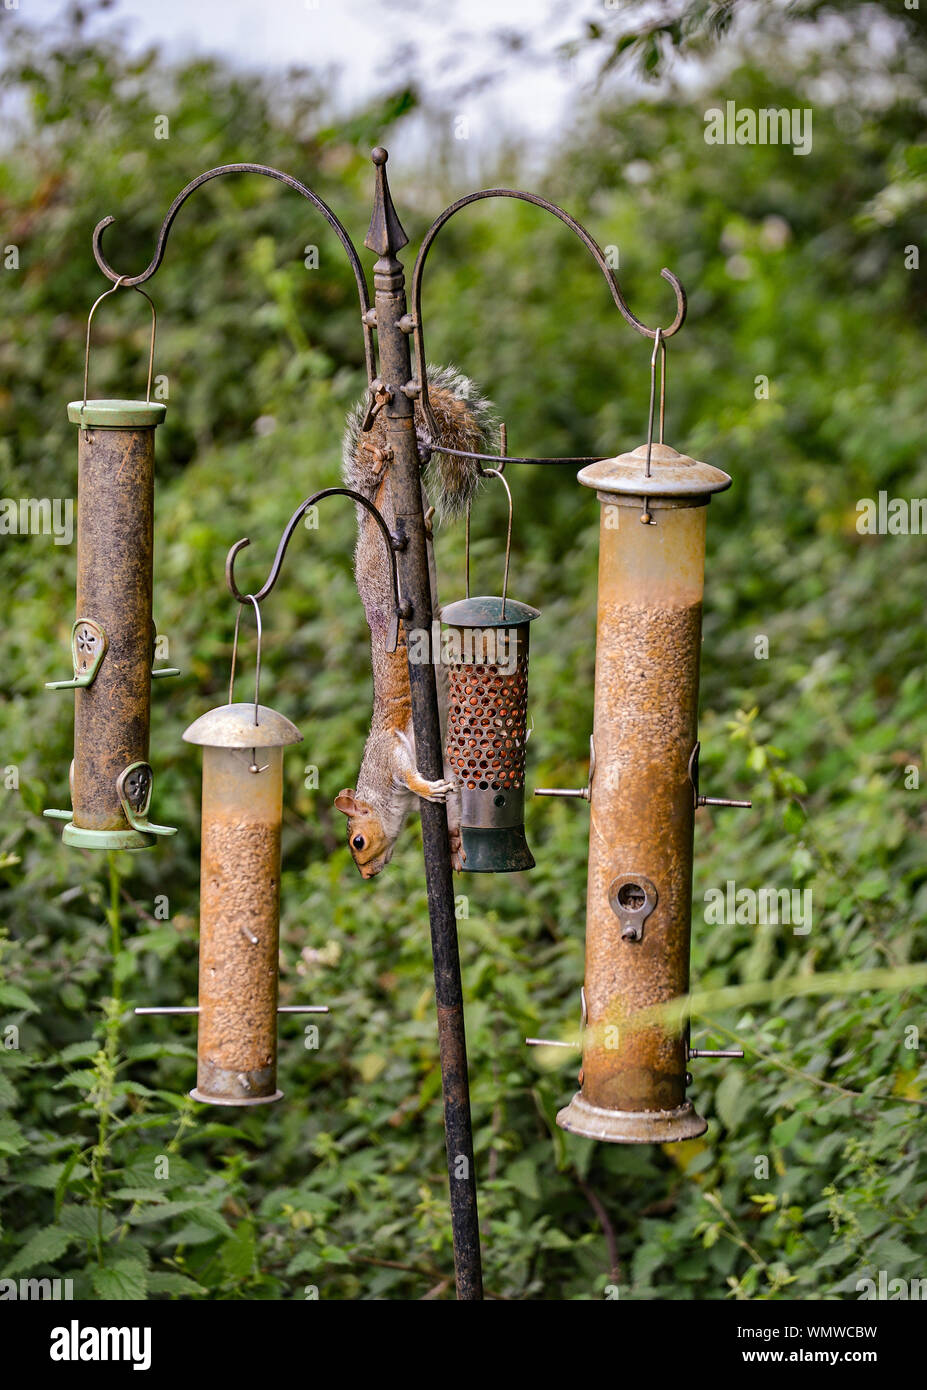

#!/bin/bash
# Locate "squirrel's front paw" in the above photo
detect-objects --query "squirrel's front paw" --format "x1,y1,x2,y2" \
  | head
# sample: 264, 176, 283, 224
402, 767, 458, 804
449, 824, 467, 872
420, 776, 456, 803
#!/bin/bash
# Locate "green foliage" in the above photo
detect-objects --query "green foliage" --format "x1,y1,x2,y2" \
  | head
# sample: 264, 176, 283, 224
1, 4, 926, 1300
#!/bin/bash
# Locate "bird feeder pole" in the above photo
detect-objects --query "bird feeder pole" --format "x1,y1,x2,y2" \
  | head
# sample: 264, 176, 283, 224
362, 150, 483, 1299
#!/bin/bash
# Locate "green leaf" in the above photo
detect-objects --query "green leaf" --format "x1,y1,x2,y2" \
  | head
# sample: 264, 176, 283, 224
505, 1156, 541, 1201
58, 1040, 101, 1064
220, 1221, 257, 1278
22, 1161, 89, 1190
3, 1225, 74, 1276
0, 1115, 26, 1156
715, 1069, 749, 1131
91, 1258, 149, 1301
126, 1200, 205, 1225
632, 1242, 666, 1286
772, 1113, 802, 1147
59, 1205, 117, 1242
0, 984, 36, 1010
147, 1271, 207, 1296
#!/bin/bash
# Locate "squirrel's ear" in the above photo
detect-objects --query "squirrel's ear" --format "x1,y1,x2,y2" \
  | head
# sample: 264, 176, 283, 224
334, 789, 358, 817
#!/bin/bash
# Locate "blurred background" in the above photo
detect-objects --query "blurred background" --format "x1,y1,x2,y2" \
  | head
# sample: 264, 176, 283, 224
1, 0, 926, 1300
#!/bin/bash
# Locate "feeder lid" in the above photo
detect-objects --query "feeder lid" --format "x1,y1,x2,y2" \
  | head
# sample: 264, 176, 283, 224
67, 399, 167, 428
577, 443, 731, 500
440, 595, 540, 629
183, 702, 302, 749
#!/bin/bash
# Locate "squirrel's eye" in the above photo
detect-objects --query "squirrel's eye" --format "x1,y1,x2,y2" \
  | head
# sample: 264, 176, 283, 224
352, 835, 365, 850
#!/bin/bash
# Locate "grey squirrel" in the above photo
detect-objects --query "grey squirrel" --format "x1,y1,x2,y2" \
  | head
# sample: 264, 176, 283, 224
335, 364, 497, 877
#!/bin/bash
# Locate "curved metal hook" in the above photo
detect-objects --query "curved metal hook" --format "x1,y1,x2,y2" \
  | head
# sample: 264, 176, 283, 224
465, 466, 513, 618
409, 187, 686, 453
83, 278, 157, 407
92, 163, 376, 388
225, 487, 411, 653
228, 594, 263, 725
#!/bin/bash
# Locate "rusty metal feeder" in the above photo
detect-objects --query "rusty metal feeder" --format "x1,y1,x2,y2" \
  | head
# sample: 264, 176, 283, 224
44, 282, 178, 850
181, 700, 302, 1105
540, 339, 751, 1140
441, 468, 539, 872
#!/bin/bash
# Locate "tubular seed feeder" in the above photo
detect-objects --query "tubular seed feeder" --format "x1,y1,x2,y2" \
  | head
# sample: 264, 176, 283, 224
182, 700, 302, 1105
44, 283, 178, 848
561, 438, 742, 1142
45, 148, 757, 1299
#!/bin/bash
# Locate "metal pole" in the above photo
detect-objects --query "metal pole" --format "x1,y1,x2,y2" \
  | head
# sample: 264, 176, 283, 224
363, 147, 483, 1300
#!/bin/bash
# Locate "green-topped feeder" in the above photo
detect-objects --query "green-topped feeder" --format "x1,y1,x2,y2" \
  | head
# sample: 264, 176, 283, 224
43, 296, 182, 848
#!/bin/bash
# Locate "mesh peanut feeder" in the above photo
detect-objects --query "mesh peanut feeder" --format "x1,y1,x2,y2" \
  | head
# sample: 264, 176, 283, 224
441, 468, 538, 873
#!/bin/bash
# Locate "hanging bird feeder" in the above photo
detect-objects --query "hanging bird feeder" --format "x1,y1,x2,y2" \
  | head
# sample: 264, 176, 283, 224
538, 334, 747, 1142
182, 693, 302, 1106
441, 467, 538, 873
44, 281, 178, 849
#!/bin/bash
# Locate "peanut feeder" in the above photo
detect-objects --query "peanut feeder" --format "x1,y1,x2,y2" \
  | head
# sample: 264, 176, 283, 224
182, 701, 302, 1106
441, 464, 539, 873
554, 441, 737, 1143
442, 594, 539, 872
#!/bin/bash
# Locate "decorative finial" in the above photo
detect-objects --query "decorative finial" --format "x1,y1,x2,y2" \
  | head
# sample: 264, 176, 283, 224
364, 146, 409, 258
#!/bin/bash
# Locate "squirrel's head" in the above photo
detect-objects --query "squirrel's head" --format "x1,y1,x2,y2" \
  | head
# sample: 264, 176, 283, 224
334, 789, 393, 878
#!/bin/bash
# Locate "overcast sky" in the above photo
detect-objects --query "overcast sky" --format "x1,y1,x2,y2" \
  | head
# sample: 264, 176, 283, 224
64, 0, 604, 158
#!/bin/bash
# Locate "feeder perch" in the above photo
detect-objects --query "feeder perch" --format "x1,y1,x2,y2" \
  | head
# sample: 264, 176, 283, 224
549, 440, 745, 1143
182, 701, 303, 1106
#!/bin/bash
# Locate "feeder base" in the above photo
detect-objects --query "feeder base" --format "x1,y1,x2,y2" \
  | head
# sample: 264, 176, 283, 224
556, 1092, 707, 1144
458, 824, 535, 873
189, 1089, 284, 1107
46, 814, 155, 851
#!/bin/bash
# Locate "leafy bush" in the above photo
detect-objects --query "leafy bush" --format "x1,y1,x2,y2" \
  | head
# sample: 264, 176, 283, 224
1, 4, 925, 1299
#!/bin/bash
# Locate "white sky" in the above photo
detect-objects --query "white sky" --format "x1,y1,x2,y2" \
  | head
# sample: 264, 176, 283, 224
48, 0, 606, 158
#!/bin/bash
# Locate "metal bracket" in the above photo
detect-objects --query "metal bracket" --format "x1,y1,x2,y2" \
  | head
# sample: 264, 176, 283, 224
135, 1005, 330, 1017
116, 761, 177, 837
534, 734, 596, 801
608, 873, 658, 942
688, 741, 752, 810
46, 619, 108, 690
686, 1022, 743, 1061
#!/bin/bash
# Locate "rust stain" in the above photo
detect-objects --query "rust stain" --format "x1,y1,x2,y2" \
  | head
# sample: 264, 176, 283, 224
115, 432, 139, 481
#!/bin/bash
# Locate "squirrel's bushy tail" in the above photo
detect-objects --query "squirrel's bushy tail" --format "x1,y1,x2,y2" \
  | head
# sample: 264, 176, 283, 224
342, 363, 497, 525
419, 364, 497, 523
